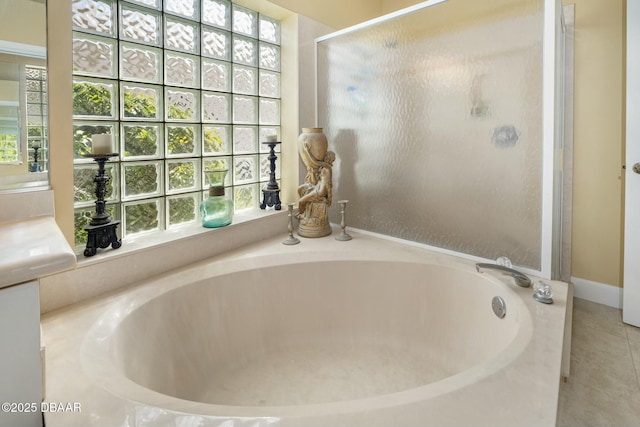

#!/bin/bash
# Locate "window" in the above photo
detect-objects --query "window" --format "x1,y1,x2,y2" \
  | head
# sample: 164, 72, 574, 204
0, 120, 19, 164
0, 61, 20, 164
71, 0, 281, 248
26, 66, 48, 171
0, 64, 47, 166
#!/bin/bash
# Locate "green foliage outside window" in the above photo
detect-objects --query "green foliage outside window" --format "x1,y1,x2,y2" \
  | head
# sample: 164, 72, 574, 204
235, 186, 254, 210
123, 90, 157, 119
169, 197, 196, 226
0, 134, 19, 163
204, 127, 224, 153
168, 104, 193, 121
124, 125, 158, 157
168, 126, 195, 155
125, 164, 159, 197
125, 201, 159, 235
168, 162, 195, 191
28, 126, 42, 137
73, 82, 112, 117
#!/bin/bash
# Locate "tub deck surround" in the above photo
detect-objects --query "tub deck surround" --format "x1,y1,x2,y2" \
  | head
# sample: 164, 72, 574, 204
41, 230, 569, 427
38, 208, 288, 313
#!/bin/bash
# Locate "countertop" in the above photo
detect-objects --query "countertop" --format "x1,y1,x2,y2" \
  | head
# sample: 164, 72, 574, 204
0, 216, 76, 289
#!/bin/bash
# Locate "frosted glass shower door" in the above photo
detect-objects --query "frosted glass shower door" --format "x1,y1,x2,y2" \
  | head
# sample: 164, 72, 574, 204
317, 0, 557, 274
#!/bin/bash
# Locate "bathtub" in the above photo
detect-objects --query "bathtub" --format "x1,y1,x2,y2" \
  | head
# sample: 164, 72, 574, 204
42, 230, 569, 427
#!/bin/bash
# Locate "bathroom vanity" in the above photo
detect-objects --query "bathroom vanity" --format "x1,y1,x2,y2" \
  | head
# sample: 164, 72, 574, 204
0, 280, 42, 427
0, 190, 76, 427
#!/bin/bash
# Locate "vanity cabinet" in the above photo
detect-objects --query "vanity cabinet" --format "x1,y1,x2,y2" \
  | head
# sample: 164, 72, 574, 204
0, 280, 42, 427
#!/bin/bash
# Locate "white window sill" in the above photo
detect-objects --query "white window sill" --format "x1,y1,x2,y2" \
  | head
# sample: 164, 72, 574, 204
75, 207, 287, 268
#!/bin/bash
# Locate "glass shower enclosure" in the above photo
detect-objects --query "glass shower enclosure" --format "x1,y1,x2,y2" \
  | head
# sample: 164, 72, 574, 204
316, 0, 564, 278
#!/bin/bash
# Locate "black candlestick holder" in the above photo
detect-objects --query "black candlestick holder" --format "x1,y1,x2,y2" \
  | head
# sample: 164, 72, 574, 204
260, 141, 282, 210
30, 145, 42, 172
82, 153, 121, 257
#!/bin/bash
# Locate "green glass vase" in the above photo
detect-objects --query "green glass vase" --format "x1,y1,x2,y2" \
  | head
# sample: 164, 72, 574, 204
200, 169, 233, 228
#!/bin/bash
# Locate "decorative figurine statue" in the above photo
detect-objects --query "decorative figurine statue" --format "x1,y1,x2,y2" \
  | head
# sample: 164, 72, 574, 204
297, 128, 335, 237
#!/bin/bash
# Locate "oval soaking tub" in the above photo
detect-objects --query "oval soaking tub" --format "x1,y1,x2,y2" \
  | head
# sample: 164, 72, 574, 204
113, 262, 527, 406
43, 232, 568, 427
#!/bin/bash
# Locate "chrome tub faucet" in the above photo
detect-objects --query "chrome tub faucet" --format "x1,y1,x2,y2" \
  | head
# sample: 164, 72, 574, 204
475, 263, 532, 288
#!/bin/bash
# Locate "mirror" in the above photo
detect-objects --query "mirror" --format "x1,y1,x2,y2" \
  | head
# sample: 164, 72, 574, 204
0, 0, 47, 191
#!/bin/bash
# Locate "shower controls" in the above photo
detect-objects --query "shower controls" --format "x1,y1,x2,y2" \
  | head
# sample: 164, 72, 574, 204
496, 256, 513, 268
533, 281, 554, 304
633, 163, 640, 174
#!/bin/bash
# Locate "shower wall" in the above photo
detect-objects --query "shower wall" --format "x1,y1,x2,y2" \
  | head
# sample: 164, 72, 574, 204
317, 0, 545, 270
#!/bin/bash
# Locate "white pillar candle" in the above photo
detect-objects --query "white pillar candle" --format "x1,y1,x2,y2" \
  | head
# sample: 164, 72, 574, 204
91, 134, 113, 155
266, 134, 278, 142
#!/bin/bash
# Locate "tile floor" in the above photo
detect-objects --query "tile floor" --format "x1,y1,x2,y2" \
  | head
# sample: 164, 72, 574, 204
557, 298, 640, 426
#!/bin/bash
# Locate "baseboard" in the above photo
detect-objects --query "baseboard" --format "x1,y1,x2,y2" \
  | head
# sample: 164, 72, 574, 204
571, 277, 623, 309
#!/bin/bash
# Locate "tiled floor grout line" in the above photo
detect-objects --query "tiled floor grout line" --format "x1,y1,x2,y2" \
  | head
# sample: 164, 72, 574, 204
625, 328, 640, 392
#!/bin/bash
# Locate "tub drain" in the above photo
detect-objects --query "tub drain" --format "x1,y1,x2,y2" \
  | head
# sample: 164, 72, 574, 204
492, 296, 507, 318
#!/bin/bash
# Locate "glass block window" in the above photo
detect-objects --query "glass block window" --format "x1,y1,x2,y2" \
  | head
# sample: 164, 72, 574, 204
72, 0, 281, 247
25, 66, 48, 171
